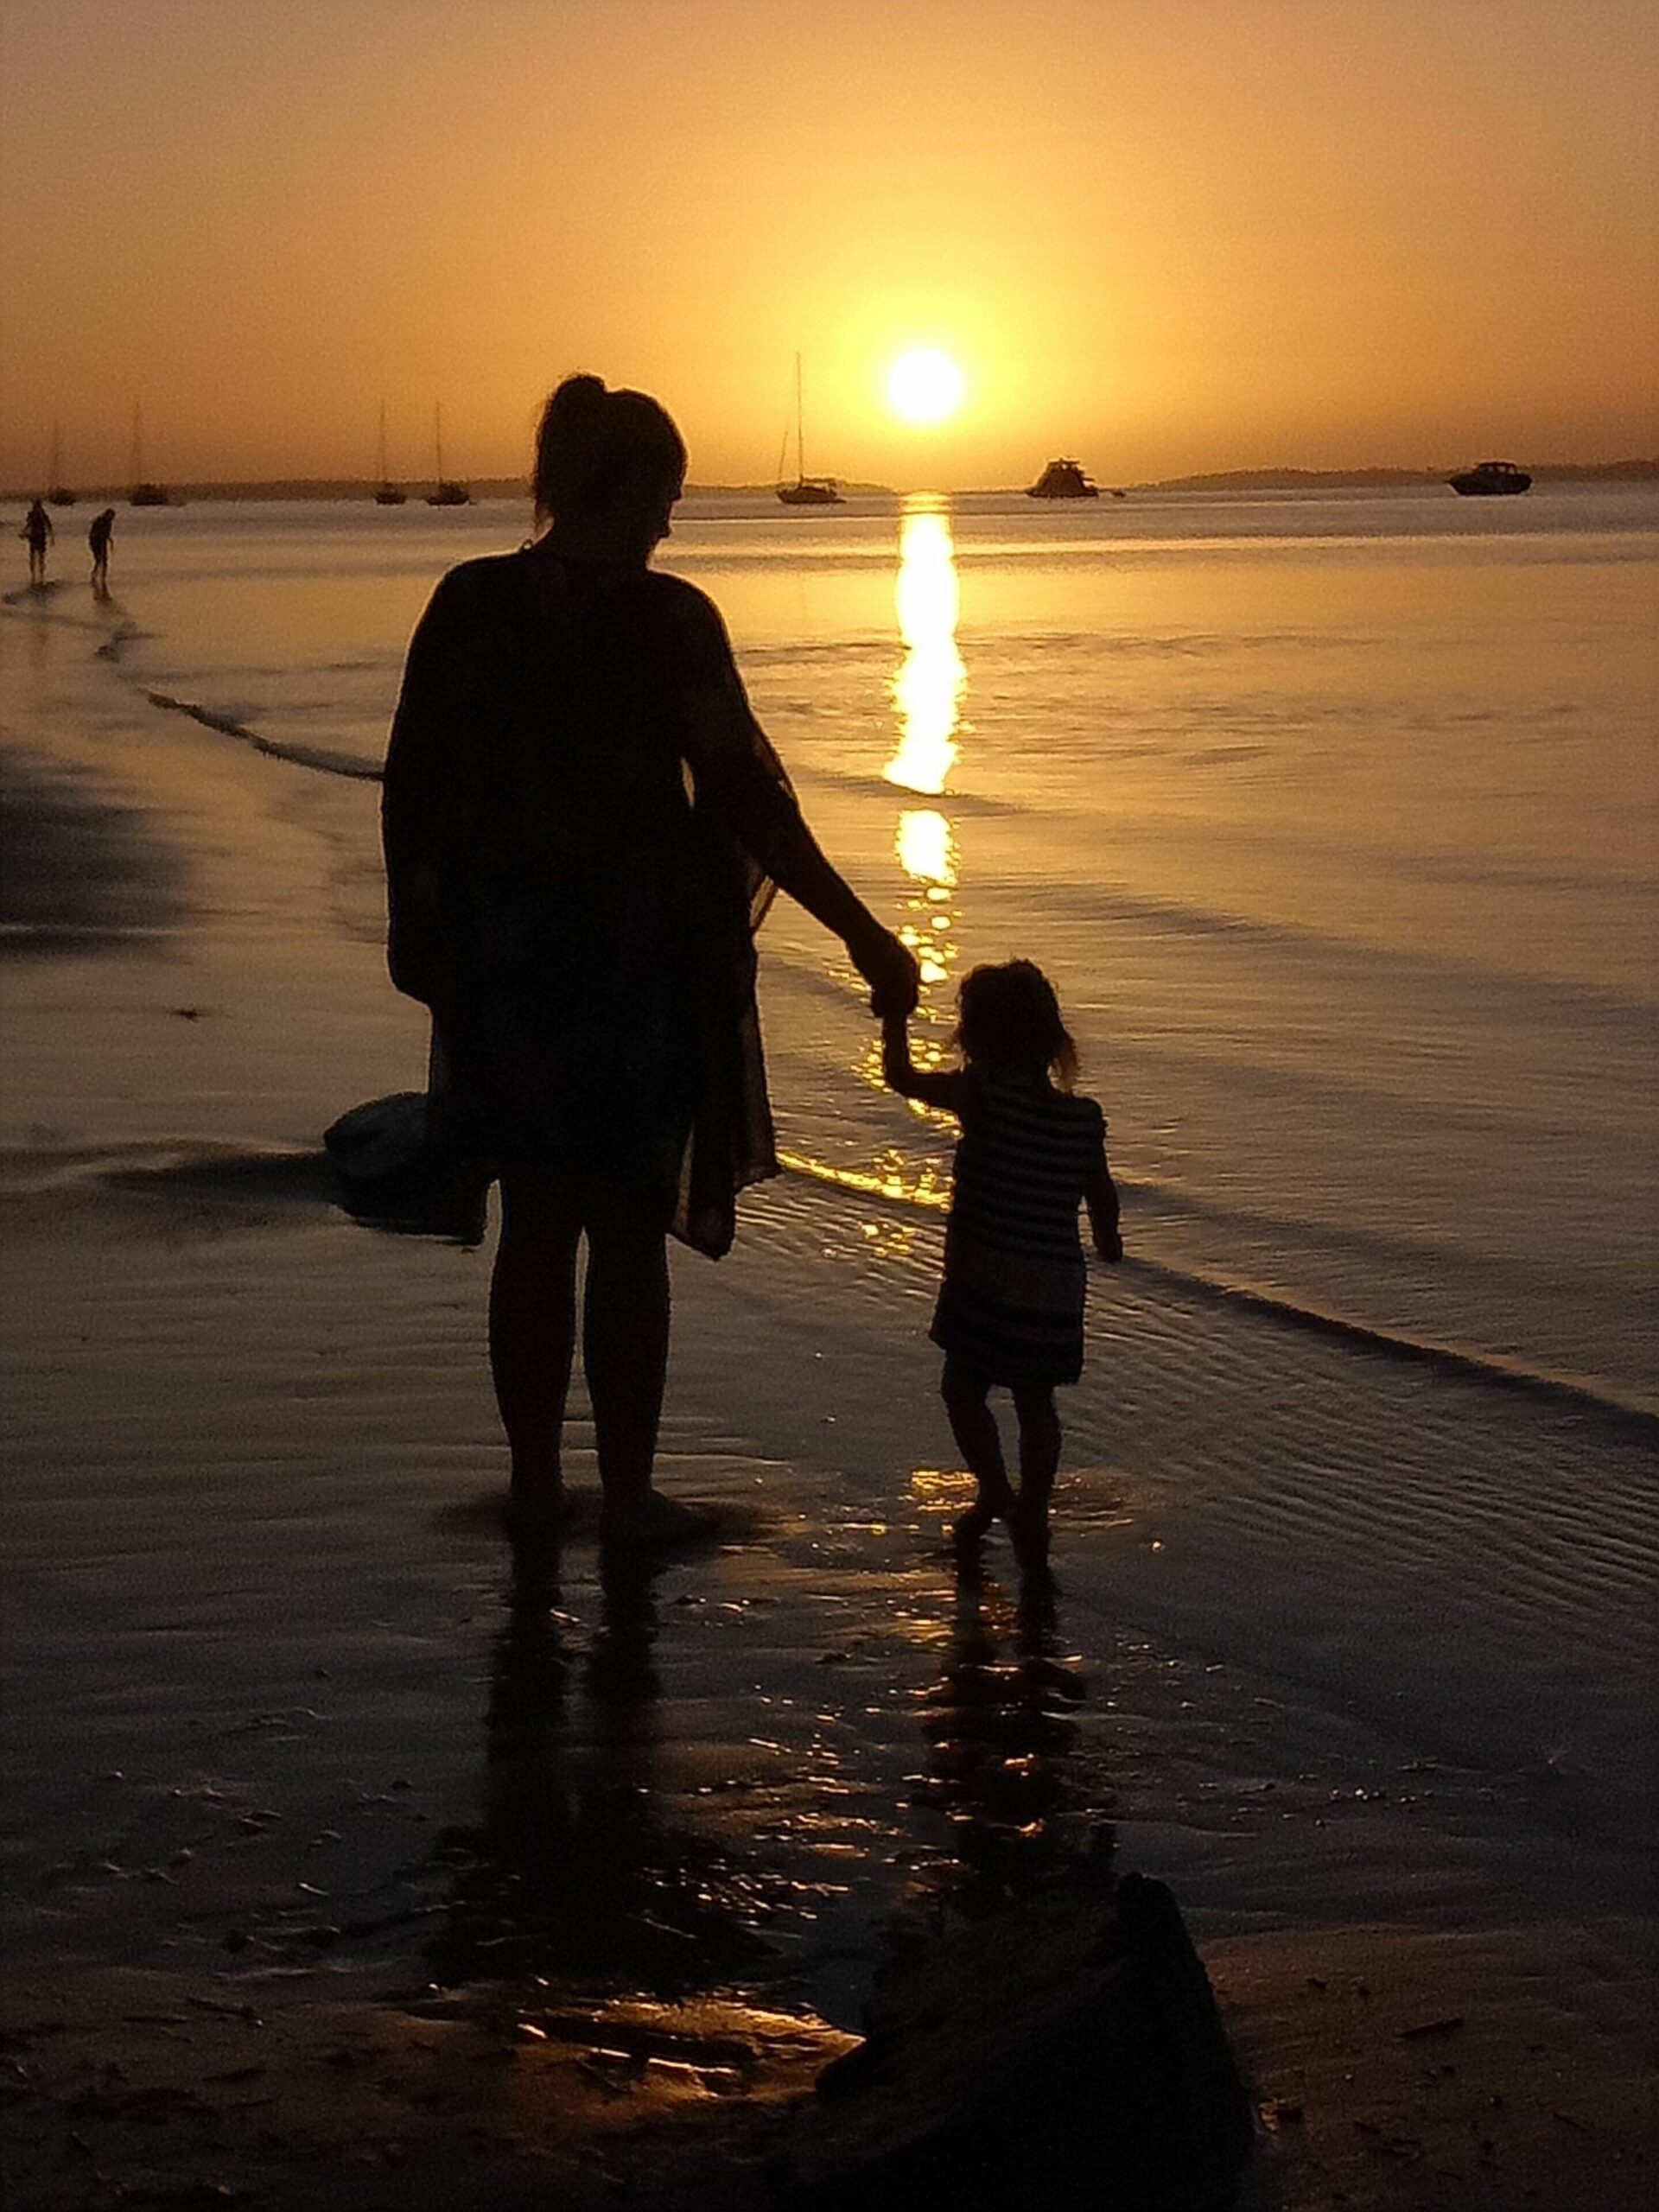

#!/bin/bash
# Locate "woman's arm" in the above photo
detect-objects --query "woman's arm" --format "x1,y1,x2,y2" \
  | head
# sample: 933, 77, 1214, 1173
673, 591, 918, 1016
382, 577, 462, 1008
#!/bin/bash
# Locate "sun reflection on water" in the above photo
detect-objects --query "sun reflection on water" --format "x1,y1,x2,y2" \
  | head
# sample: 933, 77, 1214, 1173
896, 806, 956, 887
886, 502, 964, 800
888, 498, 965, 1011
785, 499, 969, 1218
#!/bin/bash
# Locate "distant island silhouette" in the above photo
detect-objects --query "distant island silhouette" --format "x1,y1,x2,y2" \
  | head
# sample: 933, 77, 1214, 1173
2, 461, 1653, 503
1140, 461, 1658, 491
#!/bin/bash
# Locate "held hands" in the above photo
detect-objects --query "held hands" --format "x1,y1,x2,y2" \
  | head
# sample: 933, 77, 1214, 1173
850, 921, 920, 1020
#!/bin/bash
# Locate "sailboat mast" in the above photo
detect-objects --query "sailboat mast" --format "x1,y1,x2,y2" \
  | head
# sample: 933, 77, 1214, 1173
378, 401, 390, 483
794, 353, 806, 485
433, 403, 445, 485
131, 401, 145, 485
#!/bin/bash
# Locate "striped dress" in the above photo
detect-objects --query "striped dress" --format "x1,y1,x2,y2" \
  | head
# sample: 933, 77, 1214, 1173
929, 1071, 1106, 1387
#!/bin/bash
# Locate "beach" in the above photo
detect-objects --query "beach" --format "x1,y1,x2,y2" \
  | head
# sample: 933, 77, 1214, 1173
2, 489, 1655, 2208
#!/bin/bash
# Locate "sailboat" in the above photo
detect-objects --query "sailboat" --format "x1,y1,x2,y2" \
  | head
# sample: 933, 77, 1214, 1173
128, 402, 173, 506
776, 355, 842, 506
47, 423, 76, 507
373, 402, 407, 505
425, 404, 470, 506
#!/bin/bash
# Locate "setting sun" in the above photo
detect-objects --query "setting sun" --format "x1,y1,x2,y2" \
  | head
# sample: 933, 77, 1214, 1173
887, 348, 966, 429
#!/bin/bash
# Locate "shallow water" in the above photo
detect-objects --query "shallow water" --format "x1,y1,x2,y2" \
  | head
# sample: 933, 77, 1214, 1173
2, 498, 1656, 2111
57, 482, 1659, 1408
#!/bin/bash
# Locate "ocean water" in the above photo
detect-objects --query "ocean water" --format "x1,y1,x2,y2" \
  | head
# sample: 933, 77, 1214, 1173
4, 485, 1656, 1985
76, 483, 1659, 1413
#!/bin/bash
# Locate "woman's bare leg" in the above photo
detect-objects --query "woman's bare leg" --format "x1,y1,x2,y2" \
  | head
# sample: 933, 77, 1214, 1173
584, 1204, 722, 1548
582, 1204, 671, 1509
491, 1173, 581, 1527
940, 1356, 1017, 1546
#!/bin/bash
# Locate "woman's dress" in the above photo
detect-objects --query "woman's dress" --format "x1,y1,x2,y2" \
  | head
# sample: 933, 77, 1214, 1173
382, 545, 803, 1258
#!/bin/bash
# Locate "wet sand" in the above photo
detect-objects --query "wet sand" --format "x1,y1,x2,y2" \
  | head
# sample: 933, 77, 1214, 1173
3, 588, 1655, 2207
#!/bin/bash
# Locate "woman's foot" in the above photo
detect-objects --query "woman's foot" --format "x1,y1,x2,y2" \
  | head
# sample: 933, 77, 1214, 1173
505, 1479, 573, 1543
598, 1492, 724, 1552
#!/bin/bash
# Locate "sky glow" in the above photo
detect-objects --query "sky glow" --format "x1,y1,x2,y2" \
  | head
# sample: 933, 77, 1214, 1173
1, 0, 1653, 488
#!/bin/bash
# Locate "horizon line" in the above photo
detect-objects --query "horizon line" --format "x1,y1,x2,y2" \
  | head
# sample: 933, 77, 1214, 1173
5, 459, 1656, 505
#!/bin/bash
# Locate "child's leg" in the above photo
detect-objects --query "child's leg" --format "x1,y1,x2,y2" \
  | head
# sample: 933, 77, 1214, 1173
940, 1357, 1017, 1543
1010, 1385, 1061, 1556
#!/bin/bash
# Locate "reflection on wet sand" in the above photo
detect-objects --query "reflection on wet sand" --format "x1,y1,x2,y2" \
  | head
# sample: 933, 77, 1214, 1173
910, 1560, 1113, 1916
423, 1525, 1116, 2026
424, 1548, 772, 1996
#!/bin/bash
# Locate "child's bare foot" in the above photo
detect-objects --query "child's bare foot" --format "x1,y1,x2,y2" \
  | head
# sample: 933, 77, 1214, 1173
598, 1492, 724, 1552
952, 1485, 1017, 1549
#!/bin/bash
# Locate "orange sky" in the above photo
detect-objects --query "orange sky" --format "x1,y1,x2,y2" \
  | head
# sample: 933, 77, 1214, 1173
2, 0, 1654, 488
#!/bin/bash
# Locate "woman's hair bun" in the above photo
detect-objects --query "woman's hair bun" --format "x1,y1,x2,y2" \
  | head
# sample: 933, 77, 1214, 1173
549, 373, 607, 421
534, 373, 686, 518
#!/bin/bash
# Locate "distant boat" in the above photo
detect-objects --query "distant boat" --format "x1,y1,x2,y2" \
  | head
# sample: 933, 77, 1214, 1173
373, 402, 406, 505
128, 403, 173, 506
777, 355, 843, 506
47, 423, 76, 507
1448, 460, 1532, 497
1027, 457, 1100, 499
425, 404, 469, 506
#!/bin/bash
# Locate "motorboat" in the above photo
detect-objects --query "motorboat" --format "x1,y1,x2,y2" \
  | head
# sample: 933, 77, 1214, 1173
1027, 457, 1100, 499
1448, 460, 1531, 496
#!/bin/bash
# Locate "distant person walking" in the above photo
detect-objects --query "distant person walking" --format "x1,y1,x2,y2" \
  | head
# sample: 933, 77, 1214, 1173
21, 498, 53, 586
882, 960, 1122, 1563
88, 507, 116, 593
383, 373, 918, 1548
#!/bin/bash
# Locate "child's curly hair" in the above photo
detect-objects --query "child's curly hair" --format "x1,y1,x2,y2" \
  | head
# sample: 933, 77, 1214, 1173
955, 960, 1078, 1090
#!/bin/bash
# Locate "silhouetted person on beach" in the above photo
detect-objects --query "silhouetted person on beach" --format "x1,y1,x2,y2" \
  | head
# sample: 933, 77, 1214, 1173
883, 960, 1121, 1561
88, 507, 115, 593
383, 373, 918, 1548
22, 499, 52, 586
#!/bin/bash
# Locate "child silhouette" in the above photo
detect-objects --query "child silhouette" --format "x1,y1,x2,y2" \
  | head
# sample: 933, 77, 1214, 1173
883, 961, 1121, 1560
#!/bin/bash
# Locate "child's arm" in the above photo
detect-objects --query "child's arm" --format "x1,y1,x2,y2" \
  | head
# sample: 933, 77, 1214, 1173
1085, 1135, 1122, 1262
881, 1008, 968, 1111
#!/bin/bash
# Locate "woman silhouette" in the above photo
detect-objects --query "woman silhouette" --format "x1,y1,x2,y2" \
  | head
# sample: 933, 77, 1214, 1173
384, 376, 917, 1546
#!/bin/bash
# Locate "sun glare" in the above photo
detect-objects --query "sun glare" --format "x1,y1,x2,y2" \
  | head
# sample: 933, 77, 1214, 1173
887, 347, 965, 429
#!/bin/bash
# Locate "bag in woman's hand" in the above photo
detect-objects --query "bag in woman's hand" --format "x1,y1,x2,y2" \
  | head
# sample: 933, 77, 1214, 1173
323, 1090, 492, 1246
